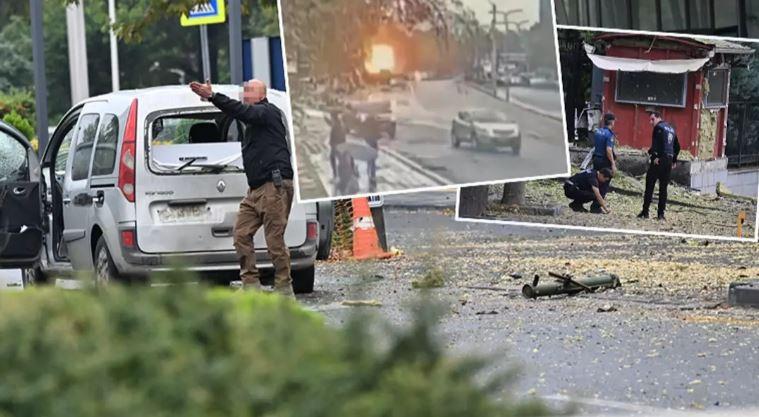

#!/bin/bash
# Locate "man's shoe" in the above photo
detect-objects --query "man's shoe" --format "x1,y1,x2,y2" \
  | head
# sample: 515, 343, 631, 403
274, 285, 296, 299
657, 214, 666, 221
569, 202, 588, 212
589, 205, 604, 214
637, 210, 649, 219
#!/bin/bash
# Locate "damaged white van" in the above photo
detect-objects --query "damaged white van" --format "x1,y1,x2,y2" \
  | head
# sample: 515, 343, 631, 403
0, 85, 333, 293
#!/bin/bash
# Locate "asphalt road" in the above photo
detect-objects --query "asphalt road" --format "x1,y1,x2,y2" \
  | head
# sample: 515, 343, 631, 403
301, 207, 759, 416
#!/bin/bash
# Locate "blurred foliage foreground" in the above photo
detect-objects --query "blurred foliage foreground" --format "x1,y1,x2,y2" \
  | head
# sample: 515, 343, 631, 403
0, 283, 550, 417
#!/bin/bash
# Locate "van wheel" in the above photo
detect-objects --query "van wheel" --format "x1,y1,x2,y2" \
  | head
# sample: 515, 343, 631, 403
22, 265, 48, 288
292, 265, 315, 294
94, 236, 120, 286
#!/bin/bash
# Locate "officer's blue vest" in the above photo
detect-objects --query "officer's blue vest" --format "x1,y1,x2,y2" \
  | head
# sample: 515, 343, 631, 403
593, 127, 614, 158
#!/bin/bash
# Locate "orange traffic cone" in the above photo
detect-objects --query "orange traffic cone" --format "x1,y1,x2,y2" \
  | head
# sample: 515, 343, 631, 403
351, 197, 392, 260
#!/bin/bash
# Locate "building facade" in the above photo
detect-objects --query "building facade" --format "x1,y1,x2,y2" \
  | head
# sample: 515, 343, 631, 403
555, 0, 759, 38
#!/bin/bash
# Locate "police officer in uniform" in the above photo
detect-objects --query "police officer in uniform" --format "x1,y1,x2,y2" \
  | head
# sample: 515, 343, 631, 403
564, 168, 613, 214
189, 79, 296, 296
638, 111, 680, 221
591, 113, 618, 213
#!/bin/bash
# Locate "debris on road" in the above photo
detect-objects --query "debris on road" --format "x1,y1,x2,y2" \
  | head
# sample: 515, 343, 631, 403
522, 272, 622, 299
341, 299, 383, 307
597, 304, 618, 313
728, 281, 759, 308
412, 267, 445, 289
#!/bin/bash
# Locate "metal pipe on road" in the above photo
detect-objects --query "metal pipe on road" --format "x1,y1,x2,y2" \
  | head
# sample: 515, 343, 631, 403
522, 273, 621, 299
30, 0, 48, 154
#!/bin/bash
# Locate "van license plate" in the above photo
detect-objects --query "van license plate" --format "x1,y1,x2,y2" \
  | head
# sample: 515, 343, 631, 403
157, 205, 209, 223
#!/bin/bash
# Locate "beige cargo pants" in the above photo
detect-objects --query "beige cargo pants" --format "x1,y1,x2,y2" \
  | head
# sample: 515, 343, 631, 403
233, 180, 294, 292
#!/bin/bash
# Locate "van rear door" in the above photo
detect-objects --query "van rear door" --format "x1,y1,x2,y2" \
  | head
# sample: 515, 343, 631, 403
135, 110, 306, 254
0, 124, 43, 268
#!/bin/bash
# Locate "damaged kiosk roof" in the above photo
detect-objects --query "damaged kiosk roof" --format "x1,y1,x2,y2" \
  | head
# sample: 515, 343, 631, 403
585, 53, 709, 74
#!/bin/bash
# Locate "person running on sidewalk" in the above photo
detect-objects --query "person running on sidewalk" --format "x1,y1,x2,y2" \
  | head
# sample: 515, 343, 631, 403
189, 79, 296, 297
638, 111, 681, 221
591, 113, 618, 213
564, 168, 613, 214
324, 110, 346, 178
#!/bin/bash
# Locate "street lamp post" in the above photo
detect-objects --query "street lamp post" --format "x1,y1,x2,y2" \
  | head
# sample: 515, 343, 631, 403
228, 0, 242, 84
108, 0, 120, 91
490, 6, 523, 102
30, 0, 48, 155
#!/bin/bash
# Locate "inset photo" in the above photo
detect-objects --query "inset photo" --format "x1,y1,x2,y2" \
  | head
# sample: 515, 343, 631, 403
457, 28, 759, 241
280, 0, 570, 202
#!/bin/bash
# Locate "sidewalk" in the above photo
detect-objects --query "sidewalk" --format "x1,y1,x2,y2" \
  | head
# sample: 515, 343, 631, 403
467, 81, 564, 122
295, 109, 449, 200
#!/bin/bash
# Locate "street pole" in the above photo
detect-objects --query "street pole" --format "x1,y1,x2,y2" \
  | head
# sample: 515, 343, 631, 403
108, 0, 120, 91
65, 0, 90, 104
228, 0, 243, 85
199, 25, 211, 81
29, 0, 48, 155
490, 3, 498, 95
503, 22, 510, 102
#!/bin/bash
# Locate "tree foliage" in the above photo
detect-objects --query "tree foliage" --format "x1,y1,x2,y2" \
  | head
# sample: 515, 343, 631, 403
0, 1, 281, 126
0, 285, 549, 417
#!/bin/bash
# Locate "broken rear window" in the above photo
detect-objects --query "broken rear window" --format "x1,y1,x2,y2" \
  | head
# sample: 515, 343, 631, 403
149, 112, 244, 174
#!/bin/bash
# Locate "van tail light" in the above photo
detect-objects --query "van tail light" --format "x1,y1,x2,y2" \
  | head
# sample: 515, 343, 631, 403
120, 229, 136, 249
307, 221, 319, 241
118, 98, 138, 202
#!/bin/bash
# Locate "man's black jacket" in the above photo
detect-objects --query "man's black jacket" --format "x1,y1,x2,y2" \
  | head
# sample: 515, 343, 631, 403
649, 121, 681, 162
210, 93, 293, 188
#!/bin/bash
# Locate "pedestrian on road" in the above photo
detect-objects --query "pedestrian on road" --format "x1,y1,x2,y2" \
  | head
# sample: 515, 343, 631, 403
638, 111, 680, 221
189, 79, 296, 296
361, 114, 382, 192
564, 168, 613, 214
591, 113, 618, 213
324, 110, 346, 178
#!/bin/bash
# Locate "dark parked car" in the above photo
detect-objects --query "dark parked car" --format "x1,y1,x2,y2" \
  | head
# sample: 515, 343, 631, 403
344, 100, 397, 140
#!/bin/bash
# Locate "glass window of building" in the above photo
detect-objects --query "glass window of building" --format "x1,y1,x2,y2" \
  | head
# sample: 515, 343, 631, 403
744, 0, 759, 38
704, 68, 730, 108
661, 0, 688, 31
689, 0, 712, 32
631, 0, 659, 31
714, 0, 739, 35
601, 0, 631, 28
616, 71, 688, 107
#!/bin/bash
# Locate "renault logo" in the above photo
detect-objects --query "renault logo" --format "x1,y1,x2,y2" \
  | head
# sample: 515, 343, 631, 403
216, 180, 226, 193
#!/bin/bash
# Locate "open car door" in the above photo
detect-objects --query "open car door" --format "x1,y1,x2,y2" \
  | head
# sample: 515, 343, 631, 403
0, 122, 44, 268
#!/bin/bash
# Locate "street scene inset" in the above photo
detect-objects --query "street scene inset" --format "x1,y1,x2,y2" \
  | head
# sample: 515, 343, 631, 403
280, 0, 569, 201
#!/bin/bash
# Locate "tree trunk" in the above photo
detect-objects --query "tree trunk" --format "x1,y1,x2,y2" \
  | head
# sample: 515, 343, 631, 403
459, 186, 490, 218
501, 182, 526, 206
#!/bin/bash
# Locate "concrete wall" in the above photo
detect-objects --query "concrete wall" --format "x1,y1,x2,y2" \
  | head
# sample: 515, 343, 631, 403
726, 168, 759, 198
687, 158, 728, 193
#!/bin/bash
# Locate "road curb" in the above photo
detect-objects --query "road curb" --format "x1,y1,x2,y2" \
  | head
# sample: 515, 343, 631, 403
379, 147, 450, 186
465, 82, 563, 122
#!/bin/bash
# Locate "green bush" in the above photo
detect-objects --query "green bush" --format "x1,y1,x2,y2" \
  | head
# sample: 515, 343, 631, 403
0, 89, 35, 123
0, 285, 550, 417
3, 110, 35, 140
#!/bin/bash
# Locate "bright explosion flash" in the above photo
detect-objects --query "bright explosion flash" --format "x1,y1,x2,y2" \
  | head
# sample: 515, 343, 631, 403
365, 44, 396, 74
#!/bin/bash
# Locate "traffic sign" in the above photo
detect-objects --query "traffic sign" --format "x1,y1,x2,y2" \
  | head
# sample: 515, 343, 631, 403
180, 0, 226, 27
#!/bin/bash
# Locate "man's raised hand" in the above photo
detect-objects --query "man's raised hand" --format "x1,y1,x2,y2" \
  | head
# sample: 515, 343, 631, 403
189, 80, 213, 99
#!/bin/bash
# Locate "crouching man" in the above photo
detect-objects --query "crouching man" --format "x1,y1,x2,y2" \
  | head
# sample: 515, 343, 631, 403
563, 168, 613, 214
